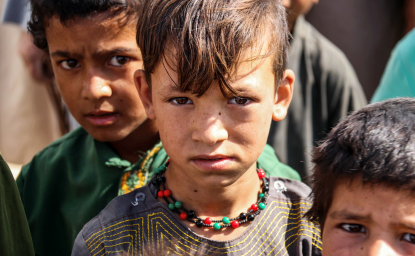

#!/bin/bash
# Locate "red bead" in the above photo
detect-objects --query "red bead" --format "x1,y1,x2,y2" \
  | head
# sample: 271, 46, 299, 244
180, 212, 187, 220
251, 204, 259, 211
258, 169, 265, 173
231, 220, 240, 229
164, 189, 172, 197
167, 159, 171, 163
258, 172, 266, 179
204, 218, 212, 225
157, 191, 164, 198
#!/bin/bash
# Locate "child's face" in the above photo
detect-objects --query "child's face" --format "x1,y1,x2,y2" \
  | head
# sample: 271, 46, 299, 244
282, 0, 318, 30
45, 14, 147, 142
323, 180, 415, 256
136, 48, 294, 187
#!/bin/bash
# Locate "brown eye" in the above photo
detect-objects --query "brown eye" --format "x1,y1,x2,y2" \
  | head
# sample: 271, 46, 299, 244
109, 56, 131, 66
61, 59, 80, 69
402, 233, 415, 244
171, 97, 192, 105
340, 223, 366, 233
230, 97, 251, 105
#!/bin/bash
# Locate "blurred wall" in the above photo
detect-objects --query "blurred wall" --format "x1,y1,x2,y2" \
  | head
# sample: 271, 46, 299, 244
306, 0, 404, 99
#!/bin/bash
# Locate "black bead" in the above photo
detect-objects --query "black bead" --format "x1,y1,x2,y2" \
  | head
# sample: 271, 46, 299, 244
157, 176, 166, 183
263, 185, 269, 192
152, 179, 158, 185
196, 220, 203, 228
239, 213, 247, 220
247, 214, 255, 221
187, 211, 195, 218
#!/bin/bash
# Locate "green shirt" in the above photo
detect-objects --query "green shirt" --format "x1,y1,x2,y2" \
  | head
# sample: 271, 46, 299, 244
0, 153, 35, 256
371, 28, 415, 102
18, 127, 299, 256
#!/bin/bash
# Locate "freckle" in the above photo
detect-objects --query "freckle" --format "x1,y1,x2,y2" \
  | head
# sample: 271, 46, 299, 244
361, 247, 363, 250
194, 190, 198, 193
219, 112, 221, 115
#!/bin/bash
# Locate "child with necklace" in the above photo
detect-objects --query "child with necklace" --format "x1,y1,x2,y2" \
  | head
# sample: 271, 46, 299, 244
72, 0, 321, 255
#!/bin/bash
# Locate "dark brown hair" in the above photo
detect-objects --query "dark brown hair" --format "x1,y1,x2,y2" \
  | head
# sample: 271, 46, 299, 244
306, 98, 415, 229
28, 0, 141, 52
137, 0, 289, 97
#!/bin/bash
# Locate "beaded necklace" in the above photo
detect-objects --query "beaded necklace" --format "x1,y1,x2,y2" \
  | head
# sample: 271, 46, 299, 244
152, 161, 269, 231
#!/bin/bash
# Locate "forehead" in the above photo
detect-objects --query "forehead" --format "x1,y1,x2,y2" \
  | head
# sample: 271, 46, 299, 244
154, 42, 276, 95
45, 13, 137, 52
328, 180, 415, 223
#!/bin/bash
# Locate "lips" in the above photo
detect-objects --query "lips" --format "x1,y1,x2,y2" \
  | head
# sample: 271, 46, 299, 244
190, 154, 234, 171
84, 111, 119, 126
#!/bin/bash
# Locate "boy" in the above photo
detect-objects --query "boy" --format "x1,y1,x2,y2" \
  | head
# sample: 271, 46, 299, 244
268, 0, 367, 180
18, 1, 159, 255
307, 98, 415, 255
20, 0, 300, 255
72, 0, 321, 255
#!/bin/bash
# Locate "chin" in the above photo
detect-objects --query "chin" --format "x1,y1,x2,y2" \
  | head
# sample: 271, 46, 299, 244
88, 129, 127, 142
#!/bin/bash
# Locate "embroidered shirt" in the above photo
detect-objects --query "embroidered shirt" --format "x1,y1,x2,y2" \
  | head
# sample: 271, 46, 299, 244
72, 177, 322, 255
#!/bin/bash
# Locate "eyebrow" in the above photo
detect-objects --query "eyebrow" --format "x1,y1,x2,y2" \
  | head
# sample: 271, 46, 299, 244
329, 210, 371, 222
50, 48, 137, 59
391, 222, 415, 231
50, 51, 83, 59
93, 47, 137, 57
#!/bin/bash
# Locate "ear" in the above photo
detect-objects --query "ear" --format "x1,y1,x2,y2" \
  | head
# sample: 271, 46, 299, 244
135, 69, 156, 120
272, 69, 294, 122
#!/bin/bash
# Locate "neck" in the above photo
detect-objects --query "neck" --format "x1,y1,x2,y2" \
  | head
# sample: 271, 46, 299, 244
164, 163, 261, 219
110, 119, 159, 163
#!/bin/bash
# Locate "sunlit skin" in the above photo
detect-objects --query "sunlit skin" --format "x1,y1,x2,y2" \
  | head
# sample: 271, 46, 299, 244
323, 180, 415, 256
282, 0, 319, 31
45, 14, 158, 163
136, 46, 294, 240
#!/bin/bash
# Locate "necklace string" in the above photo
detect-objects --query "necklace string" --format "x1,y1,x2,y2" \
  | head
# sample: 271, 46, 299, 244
152, 161, 270, 231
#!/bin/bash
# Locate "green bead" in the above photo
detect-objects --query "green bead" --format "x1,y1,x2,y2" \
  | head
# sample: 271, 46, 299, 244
213, 223, 221, 231
258, 203, 266, 210
259, 193, 265, 199
222, 217, 230, 224
175, 201, 183, 209
168, 203, 175, 210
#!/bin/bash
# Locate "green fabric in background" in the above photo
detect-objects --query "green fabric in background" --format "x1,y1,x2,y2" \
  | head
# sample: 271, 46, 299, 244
0, 153, 35, 256
371, 28, 415, 102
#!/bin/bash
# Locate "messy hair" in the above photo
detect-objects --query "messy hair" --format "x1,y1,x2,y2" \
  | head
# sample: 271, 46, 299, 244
137, 0, 290, 97
306, 98, 415, 229
28, 0, 142, 52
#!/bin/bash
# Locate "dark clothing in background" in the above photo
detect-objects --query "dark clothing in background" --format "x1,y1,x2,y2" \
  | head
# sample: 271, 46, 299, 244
268, 16, 367, 181
0, 154, 35, 256
1, 0, 28, 25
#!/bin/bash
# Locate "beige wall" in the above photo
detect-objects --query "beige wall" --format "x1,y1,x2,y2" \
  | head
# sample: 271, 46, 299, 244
0, 0, 60, 173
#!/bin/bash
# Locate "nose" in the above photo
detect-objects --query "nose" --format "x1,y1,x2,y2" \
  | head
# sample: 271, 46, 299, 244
81, 68, 112, 100
192, 113, 228, 145
367, 239, 399, 256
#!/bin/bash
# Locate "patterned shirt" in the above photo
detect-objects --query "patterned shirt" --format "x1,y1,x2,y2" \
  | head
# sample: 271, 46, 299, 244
72, 177, 322, 255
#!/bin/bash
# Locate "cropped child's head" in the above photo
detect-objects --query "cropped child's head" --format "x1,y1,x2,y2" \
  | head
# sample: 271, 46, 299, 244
307, 98, 415, 255
281, 0, 318, 30
135, 0, 294, 186
27, 0, 152, 144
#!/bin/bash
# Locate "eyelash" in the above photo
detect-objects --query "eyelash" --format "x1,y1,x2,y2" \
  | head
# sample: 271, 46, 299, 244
340, 223, 367, 233
168, 96, 253, 106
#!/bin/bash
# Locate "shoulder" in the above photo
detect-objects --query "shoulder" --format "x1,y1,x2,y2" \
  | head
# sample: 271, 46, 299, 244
76, 185, 158, 243
20, 127, 91, 173
268, 176, 311, 201
298, 18, 359, 84
371, 29, 415, 102
258, 144, 301, 181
